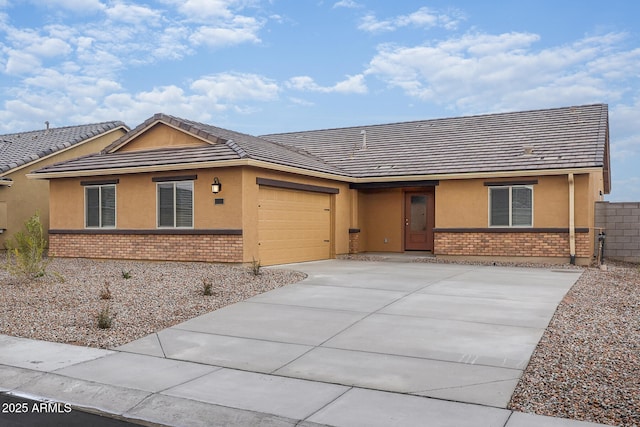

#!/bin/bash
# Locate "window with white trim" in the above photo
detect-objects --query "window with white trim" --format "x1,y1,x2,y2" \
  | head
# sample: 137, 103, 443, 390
489, 186, 533, 227
157, 181, 193, 228
85, 185, 116, 228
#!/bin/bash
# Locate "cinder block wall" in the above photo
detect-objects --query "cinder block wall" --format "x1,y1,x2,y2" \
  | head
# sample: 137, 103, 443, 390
595, 201, 640, 263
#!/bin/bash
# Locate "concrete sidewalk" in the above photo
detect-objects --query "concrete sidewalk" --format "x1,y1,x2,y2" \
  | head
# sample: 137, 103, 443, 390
0, 260, 609, 426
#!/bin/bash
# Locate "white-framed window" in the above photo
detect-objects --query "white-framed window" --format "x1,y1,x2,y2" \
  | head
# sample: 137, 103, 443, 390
489, 185, 533, 227
85, 185, 116, 228
157, 181, 193, 228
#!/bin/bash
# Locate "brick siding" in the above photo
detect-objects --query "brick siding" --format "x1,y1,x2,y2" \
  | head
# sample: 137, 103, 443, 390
349, 230, 360, 254
434, 231, 591, 259
50, 232, 243, 263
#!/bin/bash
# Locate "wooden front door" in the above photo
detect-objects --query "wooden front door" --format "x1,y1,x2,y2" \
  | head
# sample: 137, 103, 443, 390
404, 192, 434, 251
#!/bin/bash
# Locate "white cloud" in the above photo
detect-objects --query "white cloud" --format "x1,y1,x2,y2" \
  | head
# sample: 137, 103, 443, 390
287, 74, 367, 94
365, 32, 639, 113
189, 19, 262, 48
163, 0, 262, 25
358, 7, 464, 33
610, 100, 640, 161
4, 50, 41, 74
104, 3, 163, 26
190, 72, 279, 102
32, 0, 105, 13
0, 0, 276, 133
2, 26, 72, 63
173, 0, 236, 20
27, 37, 72, 57
333, 0, 362, 9
288, 97, 314, 107
0, 69, 282, 133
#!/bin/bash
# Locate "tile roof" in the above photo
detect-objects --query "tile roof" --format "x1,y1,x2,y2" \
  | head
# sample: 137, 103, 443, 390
38, 145, 241, 173
262, 103, 610, 178
32, 104, 609, 182
36, 114, 347, 176
0, 121, 128, 174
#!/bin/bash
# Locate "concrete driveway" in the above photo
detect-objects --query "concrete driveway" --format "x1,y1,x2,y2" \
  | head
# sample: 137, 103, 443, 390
113, 259, 580, 409
2, 259, 605, 426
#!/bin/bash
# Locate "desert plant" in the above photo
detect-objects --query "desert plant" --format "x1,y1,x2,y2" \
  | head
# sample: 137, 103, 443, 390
4, 212, 50, 280
251, 257, 261, 276
97, 305, 114, 329
202, 278, 213, 296
99, 282, 112, 300
121, 270, 132, 279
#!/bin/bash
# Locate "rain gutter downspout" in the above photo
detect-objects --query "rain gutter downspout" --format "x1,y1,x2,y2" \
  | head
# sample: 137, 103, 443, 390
568, 173, 576, 265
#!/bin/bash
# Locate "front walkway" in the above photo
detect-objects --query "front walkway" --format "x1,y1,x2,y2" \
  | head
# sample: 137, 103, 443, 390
0, 260, 608, 426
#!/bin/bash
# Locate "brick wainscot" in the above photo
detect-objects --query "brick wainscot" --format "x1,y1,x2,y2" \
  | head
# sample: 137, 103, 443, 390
434, 228, 591, 262
49, 229, 243, 263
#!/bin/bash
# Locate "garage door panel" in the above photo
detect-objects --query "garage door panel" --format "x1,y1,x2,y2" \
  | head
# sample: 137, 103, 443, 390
258, 187, 331, 266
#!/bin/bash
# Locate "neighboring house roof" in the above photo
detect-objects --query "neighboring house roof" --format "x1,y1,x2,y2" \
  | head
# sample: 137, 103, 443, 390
0, 121, 128, 174
262, 103, 610, 179
30, 104, 610, 190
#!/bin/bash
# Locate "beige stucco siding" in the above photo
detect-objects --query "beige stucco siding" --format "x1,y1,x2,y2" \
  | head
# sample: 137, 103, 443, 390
434, 175, 594, 229
1, 128, 126, 247
49, 168, 244, 230
357, 189, 404, 252
434, 180, 487, 228
116, 123, 211, 153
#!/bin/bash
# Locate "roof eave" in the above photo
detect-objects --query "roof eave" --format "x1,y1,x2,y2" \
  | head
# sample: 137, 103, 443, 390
27, 158, 604, 186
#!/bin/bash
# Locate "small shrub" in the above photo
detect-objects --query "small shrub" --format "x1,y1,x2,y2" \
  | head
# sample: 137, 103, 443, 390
202, 278, 213, 296
121, 270, 132, 279
251, 258, 261, 276
99, 282, 112, 300
97, 305, 113, 329
4, 212, 50, 280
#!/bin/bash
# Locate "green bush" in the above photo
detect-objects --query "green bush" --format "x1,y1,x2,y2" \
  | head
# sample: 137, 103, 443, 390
97, 305, 114, 329
251, 257, 261, 276
4, 212, 50, 280
202, 278, 213, 296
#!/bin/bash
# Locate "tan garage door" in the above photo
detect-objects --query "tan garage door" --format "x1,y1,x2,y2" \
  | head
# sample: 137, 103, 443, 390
258, 186, 331, 266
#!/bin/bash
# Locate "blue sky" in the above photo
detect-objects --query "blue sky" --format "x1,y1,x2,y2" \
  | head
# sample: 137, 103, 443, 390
0, 0, 638, 201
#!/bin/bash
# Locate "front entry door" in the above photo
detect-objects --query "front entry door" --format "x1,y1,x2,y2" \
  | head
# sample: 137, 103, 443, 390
404, 192, 434, 251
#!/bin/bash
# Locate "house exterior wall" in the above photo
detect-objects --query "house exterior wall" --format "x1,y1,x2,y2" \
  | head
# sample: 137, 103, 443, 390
433, 173, 597, 265
49, 167, 244, 230
48, 167, 245, 263
357, 189, 404, 252
354, 172, 603, 265
241, 167, 351, 262
48, 165, 352, 264
0, 128, 126, 249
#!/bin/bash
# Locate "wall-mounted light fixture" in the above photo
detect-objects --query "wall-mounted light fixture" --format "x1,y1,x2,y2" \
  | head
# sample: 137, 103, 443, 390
211, 177, 222, 194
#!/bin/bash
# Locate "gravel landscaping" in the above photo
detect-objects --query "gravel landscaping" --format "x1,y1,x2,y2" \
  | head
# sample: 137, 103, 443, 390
509, 262, 640, 427
0, 258, 305, 349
